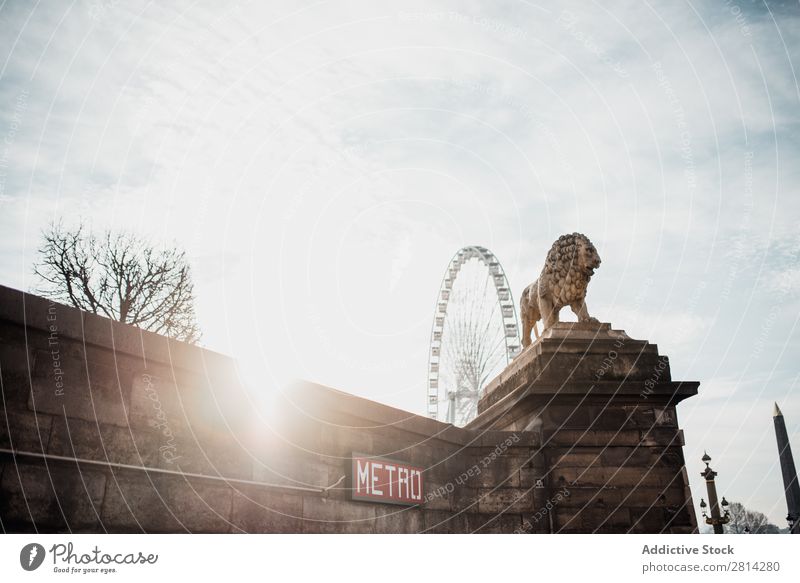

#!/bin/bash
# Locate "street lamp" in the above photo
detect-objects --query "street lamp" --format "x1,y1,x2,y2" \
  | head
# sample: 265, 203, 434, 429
700, 452, 730, 534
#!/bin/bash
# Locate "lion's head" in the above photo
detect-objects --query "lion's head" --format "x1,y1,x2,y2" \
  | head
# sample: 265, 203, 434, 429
543, 233, 601, 305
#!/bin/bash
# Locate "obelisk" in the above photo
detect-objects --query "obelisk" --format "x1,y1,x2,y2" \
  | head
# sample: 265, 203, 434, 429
773, 403, 800, 534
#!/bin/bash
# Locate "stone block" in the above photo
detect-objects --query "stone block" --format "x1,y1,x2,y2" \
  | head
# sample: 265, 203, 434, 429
47, 416, 160, 467
252, 454, 334, 490
539, 404, 592, 428
421, 480, 454, 511
368, 430, 429, 463
652, 447, 686, 470
477, 487, 534, 514
589, 407, 630, 430
603, 467, 681, 489
477, 430, 524, 448
230, 487, 304, 533
436, 451, 471, 480
550, 450, 603, 468
510, 431, 540, 447
640, 427, 684, 447
653, 407, 678, 427
518, 511, 552, 533
561, 486, 623, 507
0, 369, 32, 409
449, 485, 479, 513
551, 466, 607, 488
626, 485, 687, 508
374, 506, 424, 533
664, 504, 695, 528
622, 405, 657, 428
0, 461, 105, 531
556, 506, 631, 533
0, 318, 30, 350
101, 473, 233, 533
30, 347, 132, 427
547, 429, 643, 447
301, 496, 375, 533
422, 509, 467, 534
0, 408, 52, 453
600, 446, 653, 467
473, 454, 522, 488
0, 338, 34, 405
467, 512, 522, 533
128, 372, 189, 432
160, 432, 254, 481
629, 506, 672, 533
319, 425, 375, 457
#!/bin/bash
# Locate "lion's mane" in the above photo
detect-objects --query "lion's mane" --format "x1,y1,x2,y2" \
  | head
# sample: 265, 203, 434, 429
541, 232, 598, 308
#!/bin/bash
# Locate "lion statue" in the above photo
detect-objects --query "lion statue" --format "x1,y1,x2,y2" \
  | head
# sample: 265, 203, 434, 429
520, 233, 601, 347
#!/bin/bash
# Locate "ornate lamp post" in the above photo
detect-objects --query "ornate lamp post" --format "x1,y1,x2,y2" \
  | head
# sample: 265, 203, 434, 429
699, 451, 730, 534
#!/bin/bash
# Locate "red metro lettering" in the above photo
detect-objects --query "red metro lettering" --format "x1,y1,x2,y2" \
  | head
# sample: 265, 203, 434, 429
351, 454, 423, 505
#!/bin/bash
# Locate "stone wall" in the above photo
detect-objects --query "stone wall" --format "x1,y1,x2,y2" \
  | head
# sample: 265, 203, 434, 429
0, 285, 698, 533
471, 321, 699, 533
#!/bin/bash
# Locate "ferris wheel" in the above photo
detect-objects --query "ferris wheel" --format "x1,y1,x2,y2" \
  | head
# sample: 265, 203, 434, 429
427, 246, 521, 426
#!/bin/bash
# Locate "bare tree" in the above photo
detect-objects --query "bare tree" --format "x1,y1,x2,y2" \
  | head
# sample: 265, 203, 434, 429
34, 222, 201, 343
725, 502, 780, 534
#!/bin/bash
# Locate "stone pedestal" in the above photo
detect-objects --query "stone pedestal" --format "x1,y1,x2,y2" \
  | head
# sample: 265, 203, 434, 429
469, 321, 699, 533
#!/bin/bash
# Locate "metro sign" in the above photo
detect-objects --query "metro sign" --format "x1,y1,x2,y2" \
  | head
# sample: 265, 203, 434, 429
350, 453, 424, 505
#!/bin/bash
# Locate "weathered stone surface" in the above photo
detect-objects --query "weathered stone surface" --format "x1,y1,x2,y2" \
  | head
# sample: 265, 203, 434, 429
640, 427, 685, 447
101, 473, 233, 533
0, 324, 33, 370
556, 506, 631, 532
422, 480, 454, 511
519, 510, 552, 533
629, 505, 683, 533
230, 487, 304, 533
653, 407, 678, 426
47, 416, 160, 467
30, 348, 132, 427
252, 454, 335, 490
468, 512, 523, 533
422, 509, 467, 534
0, 284, 699, 534
626, 485, 689, 508
520, 466, 545, 488
550, 450, 604, 468
546, 429, 644, 447
319, 425, 375, 458
301, 497, 375, 533
0, 461, 105, 531
449, 485, 479, 513
374, 506, 424, 533
0, 368, 32, 409
163, 432, 254, 480
600, 446, 653, 467
470, 320, 698, 534
472, 454, 523, 488
560, 486, 623, 507
0, 408, 52, 453
128, 372, 189, 431
477, 487, 534, 514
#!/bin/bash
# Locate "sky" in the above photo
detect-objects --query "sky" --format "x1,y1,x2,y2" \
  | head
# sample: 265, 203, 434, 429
1, 0, 799, 528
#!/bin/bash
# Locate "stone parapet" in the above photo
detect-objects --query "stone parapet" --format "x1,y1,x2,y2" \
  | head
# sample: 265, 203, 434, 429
468, 320, 699, 533
0, 286, 698, 533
